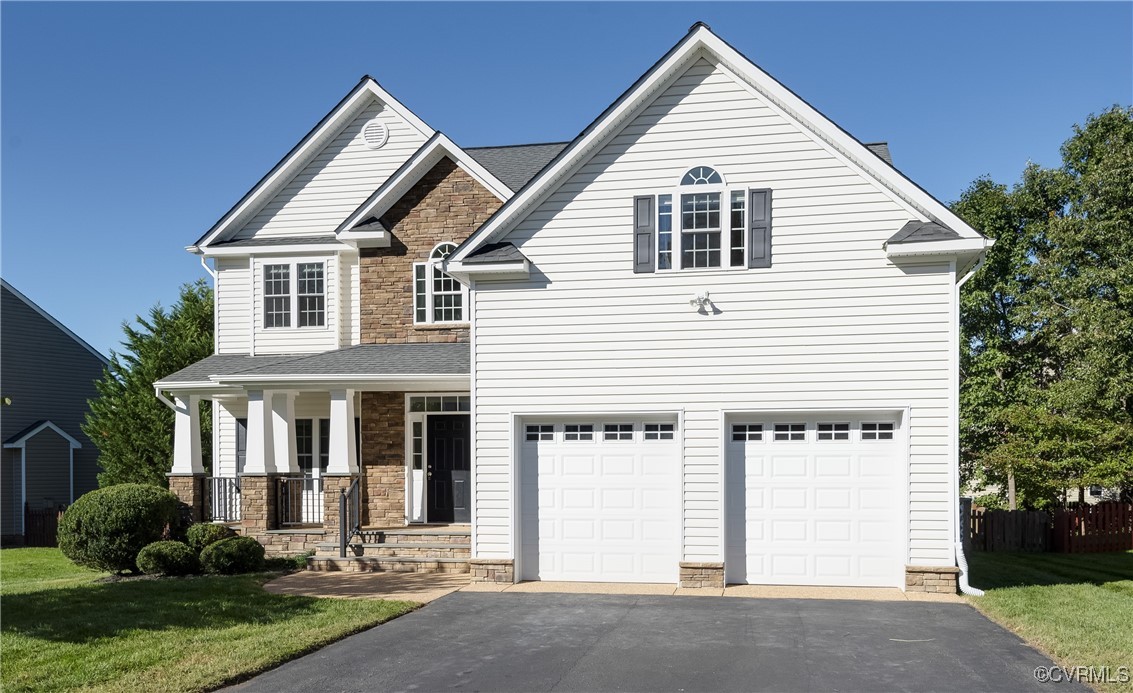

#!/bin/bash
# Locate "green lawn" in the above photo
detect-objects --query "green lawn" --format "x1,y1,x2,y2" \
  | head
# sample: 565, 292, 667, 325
967, 551, 1133, 692
1, 548, 417, 692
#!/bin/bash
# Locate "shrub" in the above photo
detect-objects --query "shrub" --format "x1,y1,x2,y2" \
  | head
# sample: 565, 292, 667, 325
186, 523, 238, 554
58, 484, 182, 573
137, 541, 200, 576
200, 536, 265, 574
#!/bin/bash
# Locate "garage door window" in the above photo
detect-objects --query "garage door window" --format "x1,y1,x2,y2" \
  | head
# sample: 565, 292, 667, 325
817, 423, 850, 441
732, 423, 763, 441
861, 422, 895, 441
526, 425, 554, 441
564, 424, 594, 441
773, 423, 806, 441
603, 424, 634, 441
644, 423, 674, 440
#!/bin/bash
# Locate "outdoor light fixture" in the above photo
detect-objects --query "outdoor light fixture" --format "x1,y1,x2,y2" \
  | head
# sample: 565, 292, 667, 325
689, 290, 711, 310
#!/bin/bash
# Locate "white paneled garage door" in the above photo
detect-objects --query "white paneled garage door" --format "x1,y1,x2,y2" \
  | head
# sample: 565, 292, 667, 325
725, 416, 904, 587
520, 420, 680, 583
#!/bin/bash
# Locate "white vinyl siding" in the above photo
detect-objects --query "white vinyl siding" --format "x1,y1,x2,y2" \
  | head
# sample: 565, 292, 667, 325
215, 403, 245, 478
471, 56, 954, 568
215, 258, 251, 354
234, 99, 429, 240
251, 256, 338, 354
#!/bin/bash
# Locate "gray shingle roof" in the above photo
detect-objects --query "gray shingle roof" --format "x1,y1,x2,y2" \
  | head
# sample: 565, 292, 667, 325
886, 220, 962, 245
156, 344, 469, 385
231, 344, 469, 377
210, 235, 343, 248
466, 142, 569, 193
462, 242, 527, 265
157, 354, 303, 384
864, 142, 893, 166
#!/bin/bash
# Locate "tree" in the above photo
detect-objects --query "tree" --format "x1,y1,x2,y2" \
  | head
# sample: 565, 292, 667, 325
956, 105, 1133, 508
84, 280, 213, 486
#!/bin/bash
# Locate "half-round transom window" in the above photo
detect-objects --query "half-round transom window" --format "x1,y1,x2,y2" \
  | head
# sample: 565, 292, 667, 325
430, 242, 457, 260
681, 166, 722, 186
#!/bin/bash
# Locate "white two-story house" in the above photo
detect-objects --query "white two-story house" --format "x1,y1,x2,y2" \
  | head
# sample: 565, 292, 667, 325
157, 23, 991, 591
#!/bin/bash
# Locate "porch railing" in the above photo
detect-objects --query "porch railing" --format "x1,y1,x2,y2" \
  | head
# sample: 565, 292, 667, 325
277, 476, 323, 527
206, 477, 241, 522
339, 477, 362, 557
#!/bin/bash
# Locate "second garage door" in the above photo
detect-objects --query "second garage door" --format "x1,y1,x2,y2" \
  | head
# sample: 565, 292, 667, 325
519, 420, 680, 583
725, 416, 904, 587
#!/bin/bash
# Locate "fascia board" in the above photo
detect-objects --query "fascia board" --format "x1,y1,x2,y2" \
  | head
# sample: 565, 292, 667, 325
336, 134, 511, 235
885, 238, 992, 257
200, 243, 352, 257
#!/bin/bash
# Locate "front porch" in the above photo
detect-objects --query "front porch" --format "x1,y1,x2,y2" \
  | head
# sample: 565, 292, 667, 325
157, 345, 472, 566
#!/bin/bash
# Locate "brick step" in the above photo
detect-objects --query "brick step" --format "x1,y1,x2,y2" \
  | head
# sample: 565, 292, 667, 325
315, 542, 471, 559
307, 555, 470, 574
354, 526, 471, 546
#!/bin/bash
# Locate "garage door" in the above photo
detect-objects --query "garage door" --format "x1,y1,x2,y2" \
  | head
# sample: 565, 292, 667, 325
725, 417, 903, 587
520, 420, 680, 583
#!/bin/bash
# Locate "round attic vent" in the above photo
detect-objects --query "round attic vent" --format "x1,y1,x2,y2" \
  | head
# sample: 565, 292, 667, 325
362, 118, 389, 150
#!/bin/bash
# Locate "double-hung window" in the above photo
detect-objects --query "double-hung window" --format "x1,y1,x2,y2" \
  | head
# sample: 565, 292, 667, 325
263, 261, 326, 329
414, 242, 468, 324
633, 166, 772, 273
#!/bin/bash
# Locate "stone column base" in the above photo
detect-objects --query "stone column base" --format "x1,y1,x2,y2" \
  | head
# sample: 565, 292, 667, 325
905, 566, 960, 593
321, 475, 356, 536
680, 561, 725, 589
167, 474, 206, 523
238, 474, 279, 536
470, 558, 514, 583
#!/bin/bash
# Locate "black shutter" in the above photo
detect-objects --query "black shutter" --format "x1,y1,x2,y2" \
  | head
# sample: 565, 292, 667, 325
748, 188, 772, 268
235, 418, 247, 475
633, 195, 655, 274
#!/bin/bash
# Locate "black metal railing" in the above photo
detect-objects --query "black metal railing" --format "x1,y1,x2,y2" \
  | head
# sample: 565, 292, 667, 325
206, 477, 241, 522
339, 477, 362, 557
277, 476, 323, 527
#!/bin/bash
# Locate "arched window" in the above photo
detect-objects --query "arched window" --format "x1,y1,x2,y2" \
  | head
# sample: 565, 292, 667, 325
680, 166, 723, 186
414, 242, 467, 324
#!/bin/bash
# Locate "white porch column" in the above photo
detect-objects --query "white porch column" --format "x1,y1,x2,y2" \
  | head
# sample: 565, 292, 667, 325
326, 389, 358, 475
170, 395, 204, 475
243, 389, 274, 475
271, 391, 299, 475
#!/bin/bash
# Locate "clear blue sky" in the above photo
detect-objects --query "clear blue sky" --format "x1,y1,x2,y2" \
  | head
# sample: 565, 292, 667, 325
2, 2, 1130, 357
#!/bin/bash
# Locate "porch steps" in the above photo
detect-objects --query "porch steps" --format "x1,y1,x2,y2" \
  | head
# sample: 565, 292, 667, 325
308, 525, 471, 574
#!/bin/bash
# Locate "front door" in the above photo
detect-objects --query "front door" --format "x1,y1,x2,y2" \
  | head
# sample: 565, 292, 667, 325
426, 415, 471, 523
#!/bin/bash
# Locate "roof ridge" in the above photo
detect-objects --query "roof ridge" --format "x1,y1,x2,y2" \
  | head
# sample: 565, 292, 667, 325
465, 141, 571, 151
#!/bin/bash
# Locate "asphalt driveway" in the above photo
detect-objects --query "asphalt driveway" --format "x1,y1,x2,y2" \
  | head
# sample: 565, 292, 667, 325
230, 592, 1077, 692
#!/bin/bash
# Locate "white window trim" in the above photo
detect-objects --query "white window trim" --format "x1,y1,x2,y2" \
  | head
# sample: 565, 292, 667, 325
860, 421, 897, 442
414, 242, 469, 325
772, 422, 807, 442
260, 257, 330, 331
657, 167, 751, 273
816, 422, 851, 442
564, 423, 596, 442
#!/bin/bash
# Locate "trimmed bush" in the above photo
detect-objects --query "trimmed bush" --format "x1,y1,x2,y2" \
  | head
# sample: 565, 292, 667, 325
200, 536, 265, 575
137, 541, 200, 576
186, 523, 238, 554
58, 484, 182, 573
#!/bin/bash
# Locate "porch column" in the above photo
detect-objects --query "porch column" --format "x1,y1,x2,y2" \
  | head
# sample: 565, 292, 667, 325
326, 389, 358, 475
270, 391, 299, 475
323, 389, 359, 539
243, 390, 273, 475
168, 394, 205, 521
170, 395, 203, 475
241, 389, 278, 535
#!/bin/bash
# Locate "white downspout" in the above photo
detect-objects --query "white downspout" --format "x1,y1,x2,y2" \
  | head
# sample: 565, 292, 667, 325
954, 249, 989, 596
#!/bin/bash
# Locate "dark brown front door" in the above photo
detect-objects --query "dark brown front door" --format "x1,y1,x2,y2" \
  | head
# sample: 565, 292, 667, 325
426, 415, 471, 523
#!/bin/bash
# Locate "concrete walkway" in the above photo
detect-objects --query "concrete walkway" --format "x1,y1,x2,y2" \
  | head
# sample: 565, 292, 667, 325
264, 571, 962, 603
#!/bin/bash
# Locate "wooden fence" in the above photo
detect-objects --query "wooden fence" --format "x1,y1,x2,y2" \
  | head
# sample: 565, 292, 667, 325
24, 506, 63, 547
970, 502, 1133, 553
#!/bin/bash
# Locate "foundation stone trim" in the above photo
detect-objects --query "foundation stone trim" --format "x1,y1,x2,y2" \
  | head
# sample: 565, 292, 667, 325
679, 561, 725, 589
905, 565, 960, 594
470, 558, 514, 583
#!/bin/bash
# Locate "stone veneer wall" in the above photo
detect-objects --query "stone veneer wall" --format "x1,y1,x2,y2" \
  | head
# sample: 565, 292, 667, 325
361, 391, 406, 526
168, 474, 205, 523
679, 562, 725, 589
359, 157, 502, 344
905, 566, 960, 593
470, 558, 514, 583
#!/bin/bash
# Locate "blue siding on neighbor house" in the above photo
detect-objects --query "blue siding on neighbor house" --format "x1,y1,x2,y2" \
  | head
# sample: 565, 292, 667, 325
1, 284, 107, 537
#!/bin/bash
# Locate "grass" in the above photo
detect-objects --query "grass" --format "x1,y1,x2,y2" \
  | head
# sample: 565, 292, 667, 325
967, 550, 1133, 692
1, 548, 417, 692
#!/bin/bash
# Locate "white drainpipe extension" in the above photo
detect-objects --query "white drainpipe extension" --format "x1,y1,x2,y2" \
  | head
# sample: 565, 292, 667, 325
954, 253, 988, 597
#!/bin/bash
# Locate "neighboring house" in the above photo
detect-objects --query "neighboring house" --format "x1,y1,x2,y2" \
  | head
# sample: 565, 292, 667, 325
2, 279, 108, 544
156, 24, 992, 592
